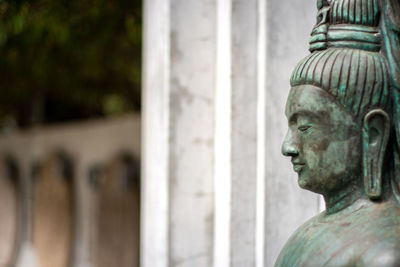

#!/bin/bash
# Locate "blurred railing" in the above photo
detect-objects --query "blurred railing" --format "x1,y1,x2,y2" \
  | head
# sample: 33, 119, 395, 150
0, 114, 140, 267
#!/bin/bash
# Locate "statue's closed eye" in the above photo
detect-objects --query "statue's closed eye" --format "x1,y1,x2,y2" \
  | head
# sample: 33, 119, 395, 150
298, 125, 312, 132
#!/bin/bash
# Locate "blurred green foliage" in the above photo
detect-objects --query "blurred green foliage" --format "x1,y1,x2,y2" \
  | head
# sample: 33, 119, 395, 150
0, 0, 142, 129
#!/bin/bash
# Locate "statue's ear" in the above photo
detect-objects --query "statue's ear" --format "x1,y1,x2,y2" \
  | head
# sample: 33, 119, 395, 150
362, 109, 390, 199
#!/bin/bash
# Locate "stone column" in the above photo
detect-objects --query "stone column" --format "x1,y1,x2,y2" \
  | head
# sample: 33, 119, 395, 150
15, 161, 38, 267
264, 1, 319, 266
72, 162, 93, 267
142, 1, 319, 267
142, 0, 216, 266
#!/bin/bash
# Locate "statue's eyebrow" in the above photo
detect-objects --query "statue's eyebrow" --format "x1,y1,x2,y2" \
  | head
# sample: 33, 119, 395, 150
288, 110, 325, 123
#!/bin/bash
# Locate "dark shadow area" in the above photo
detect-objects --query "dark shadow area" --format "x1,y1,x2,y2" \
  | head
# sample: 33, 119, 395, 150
0, 0, 142, 130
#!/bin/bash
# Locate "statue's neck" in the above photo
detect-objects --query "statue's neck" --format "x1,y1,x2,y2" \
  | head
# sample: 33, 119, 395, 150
324, 182, 365, 214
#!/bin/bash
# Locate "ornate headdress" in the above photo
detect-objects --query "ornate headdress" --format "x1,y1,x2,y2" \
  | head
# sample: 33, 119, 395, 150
291, 0, 394, 120
290, 0, 400, 199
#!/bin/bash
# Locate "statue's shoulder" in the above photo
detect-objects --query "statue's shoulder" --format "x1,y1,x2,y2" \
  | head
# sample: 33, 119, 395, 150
326, 201, 400, 266
275, 201, 400, 267
284, 212, 322, 242
360, 200, 400, 229
274, 213, 323, 267
355, 240, 400, 267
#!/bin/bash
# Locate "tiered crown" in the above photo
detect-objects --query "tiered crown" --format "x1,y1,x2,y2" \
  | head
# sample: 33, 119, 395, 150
310, 0, 381, 52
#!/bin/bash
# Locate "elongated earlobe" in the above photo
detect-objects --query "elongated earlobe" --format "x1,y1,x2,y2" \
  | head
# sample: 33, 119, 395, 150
362, 109, 390, 199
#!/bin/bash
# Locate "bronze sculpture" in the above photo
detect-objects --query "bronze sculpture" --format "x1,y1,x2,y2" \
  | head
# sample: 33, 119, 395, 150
275, 0, 400, 266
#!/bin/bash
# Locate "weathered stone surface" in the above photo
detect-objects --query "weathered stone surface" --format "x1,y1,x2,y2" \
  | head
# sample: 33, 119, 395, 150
276, 0, 400, 265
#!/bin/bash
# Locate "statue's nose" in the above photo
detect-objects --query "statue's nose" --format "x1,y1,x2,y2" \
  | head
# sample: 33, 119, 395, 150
282, 130, 299, 157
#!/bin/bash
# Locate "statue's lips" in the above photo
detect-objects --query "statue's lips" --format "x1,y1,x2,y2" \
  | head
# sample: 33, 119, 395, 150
291, 161, 305, 173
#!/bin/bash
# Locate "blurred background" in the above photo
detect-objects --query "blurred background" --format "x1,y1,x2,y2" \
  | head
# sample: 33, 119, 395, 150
0, 0, 323, 267
0, 0, 141, 129
0, 0, 142, 267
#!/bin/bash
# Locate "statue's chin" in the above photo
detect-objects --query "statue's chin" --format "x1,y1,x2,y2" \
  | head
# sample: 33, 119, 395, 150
298, 175, 314, 191
297, 174, 322, 194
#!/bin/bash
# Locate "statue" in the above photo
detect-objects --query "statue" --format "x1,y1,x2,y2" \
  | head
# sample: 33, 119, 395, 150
275, 0, 400, 266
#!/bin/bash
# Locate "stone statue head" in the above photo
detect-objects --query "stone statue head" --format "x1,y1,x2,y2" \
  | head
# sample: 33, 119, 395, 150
282, 0, 400, 209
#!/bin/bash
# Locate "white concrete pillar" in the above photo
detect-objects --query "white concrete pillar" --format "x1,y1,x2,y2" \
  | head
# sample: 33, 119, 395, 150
142, 0, 216, 266
142, 1, 319, 267
264, 1, 320, 266
16, 162, 38, 267
72, 162, 93, 267
225, 1, 262, 266
141, 0, 173, 266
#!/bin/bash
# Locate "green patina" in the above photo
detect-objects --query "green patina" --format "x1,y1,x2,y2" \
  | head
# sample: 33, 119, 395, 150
275, 0, 400, 266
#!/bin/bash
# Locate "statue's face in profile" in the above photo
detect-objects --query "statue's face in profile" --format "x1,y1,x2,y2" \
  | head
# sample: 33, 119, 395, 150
282, 85, 362, 195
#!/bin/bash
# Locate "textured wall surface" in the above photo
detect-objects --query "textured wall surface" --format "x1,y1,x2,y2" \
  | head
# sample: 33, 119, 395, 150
169, 1, 217, 267
264, 0, 320, 266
